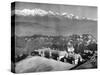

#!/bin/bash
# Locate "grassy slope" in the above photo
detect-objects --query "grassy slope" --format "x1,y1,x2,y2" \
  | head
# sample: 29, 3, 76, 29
16, 56, 75, 73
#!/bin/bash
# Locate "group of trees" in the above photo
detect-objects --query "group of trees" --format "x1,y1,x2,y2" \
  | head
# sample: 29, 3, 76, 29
15, 34, 97, 62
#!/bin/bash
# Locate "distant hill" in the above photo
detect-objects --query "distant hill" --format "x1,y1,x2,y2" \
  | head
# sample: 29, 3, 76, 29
12, 14, 97, 39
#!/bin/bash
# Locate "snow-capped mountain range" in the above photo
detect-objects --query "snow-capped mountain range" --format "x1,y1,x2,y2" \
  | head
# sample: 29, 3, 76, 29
15, 8, 96, 21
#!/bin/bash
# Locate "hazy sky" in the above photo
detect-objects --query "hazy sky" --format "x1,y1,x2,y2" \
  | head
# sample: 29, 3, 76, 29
15, 2, 97, 20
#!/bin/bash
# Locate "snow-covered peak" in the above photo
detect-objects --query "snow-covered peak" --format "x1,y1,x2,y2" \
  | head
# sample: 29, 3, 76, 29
15, 8, 48, 16
15, 8, 97, 21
